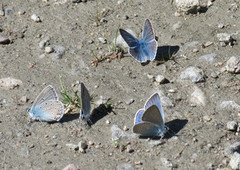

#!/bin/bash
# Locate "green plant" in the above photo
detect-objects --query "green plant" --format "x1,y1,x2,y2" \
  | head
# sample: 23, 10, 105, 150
59, 76, 81, 108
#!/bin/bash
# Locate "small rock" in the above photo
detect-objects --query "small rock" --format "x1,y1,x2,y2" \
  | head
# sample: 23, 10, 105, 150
207, 0, 213, 7
226, 56, 240, 73
126, 145, 134, 153
0, 36, 10, 44
224, 142, 240, 158
117, 0, 125, 5
20, 96, 28, 103
220, 101, 240, 112
180, 66, 205, 83
160, 158, 174, 168
0, 77, 22, 90
168, 89, 176, 93
160, 96, 174, 107
210, 71, 218, 78
66, 143, 79, 150
78, 141, 88, 150
98, 37, 107, 44
116, 29, 137, 48
45, 46, 54, 54
117, 163, 135, 170
50, 45, 65, 59
175, 0, 199, 14
123, 126, 129, 131
147, 73, 154, 80
125, 99, 134, 105
111, 125, 135, 141
190, 86, 206, 106
203, 115, 211, 122
217, 33, 232, 43
199, 53, 217, 64
106, 120, 111, 124
63, 164, 78, 170
39, 54, 46, 59
220, 41, 227, 47
218, 23, 224, 29
88, 40, 94, 44
172, 21, 182, 30
226, 121, 238, 131
206, 163, 213, 169
229, 152, 240, 170
155, 75, 167, 84
88, 141, 94, 146
123, 15, 129, 20
31, 14, 41, 22
39, 37, 50, 49
148, 140, 165, 147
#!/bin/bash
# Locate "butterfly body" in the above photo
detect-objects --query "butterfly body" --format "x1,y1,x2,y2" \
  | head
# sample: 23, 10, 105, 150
132, 93, 167, 137
27, 85, 64, 122
120, 19, 158, 63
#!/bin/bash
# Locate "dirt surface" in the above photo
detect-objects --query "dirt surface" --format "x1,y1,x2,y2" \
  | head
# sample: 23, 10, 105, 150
0, 0, 240, 169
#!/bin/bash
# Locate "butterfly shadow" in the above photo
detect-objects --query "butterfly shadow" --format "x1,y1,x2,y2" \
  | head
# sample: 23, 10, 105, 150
154, 45, 180, 64
90, 104, 115, 126
164, 119, 188, 139
60, 112, 80, 123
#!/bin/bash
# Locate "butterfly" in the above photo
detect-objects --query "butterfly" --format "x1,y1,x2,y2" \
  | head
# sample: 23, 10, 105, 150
27, 85, 64, 122
119, 19, 158, 63
79, 83, 91, 123
132, 93, 167, 137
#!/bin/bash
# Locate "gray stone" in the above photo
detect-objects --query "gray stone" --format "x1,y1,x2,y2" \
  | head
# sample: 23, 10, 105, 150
0, 36, 10, 44
117, 163, 135, 170
98, 37, 107, 44
220, 101, 240, 112
226, 121, 238, 131
180, 66, 205, 83
125, 98, 134, 105
229, 152, 240, 170
31, 14, 41, 22
50, 45, 65, 59
155, 75, 167, 84
172, 21, 182, 30
160, 96, 174, 107
175, 0, 199, 14
78, 141, 88, 150
224, 142, 240, 158
199, 53, 217, 64
39, 37, 50, 49
66, 143, 79, 150
111, 125, 135, 141
226, 56, 240, 73
0, 77, 22, 90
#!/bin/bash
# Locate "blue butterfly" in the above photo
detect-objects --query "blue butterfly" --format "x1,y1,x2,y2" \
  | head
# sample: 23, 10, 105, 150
120, 19, 158, 63
79, 83, 91, 123
27, 85, 64, 122
133, 93, 167, 137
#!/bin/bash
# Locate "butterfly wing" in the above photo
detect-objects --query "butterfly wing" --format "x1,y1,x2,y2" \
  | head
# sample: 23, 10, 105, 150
119, 29, 139, 48
133, 121, 161, 137
142, 19, 156, 43
141, 105, 164, 125
144, 93, 165, 123
134, 108, 144, 124
80, 83, 91, 121
30, 100, 64, 122
31, 85, 58, 108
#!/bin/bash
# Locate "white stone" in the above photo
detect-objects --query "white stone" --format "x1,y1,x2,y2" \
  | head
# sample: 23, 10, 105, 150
220, 101, 240, 112
199, 53, 217, 64
226, 121, 238, 131
175, 0, 199, 14
190, 86, 206, 106
226, 56, 240, 73
180, 66, 205, 83
217, 33, 232, 43
0, 77, 22, 90
230, 152, 240, 170
31, 14, 41, 22
155, 75, 166, 84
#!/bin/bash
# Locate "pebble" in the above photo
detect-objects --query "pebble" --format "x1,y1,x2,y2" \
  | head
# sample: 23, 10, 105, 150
155, 75, 167, 84
106, 120, 111, 124
78, 141, 88, 150
39, 54, 46, 59
168, 89, 176, 93
45, 46, 54, 54
117, 0, 125, 5
224, 142, 240, 158
203, 115, 211, 122
229, 152, 240, 170
0, 77, 22, 90
111, 125, 134, 141
206, 163, 213, 169
63, 164, 78, 170
0, 36, 10, 44
148, 140, 165, 148
20, 96, 28, 103
218, 23, 224, 29
66, 143, 79, 150
50, 45, 65, 59
160, 96, 174, 107
160, 158, 175, 168
125, 98, 134, 105
220, 101, 240, 112
219, 41, 227, 47
180, 66, 205, 83
117, 163, 134, 170
126, 145, 134, 153
88, 141, 94, 146
88, 40, 94, 44
123, 126, 129, 131
226, 121, 238, 131
210, 71, 218, 78
217, 33, 232, 43
226, 56, 240, 73
147, 73, 154, 80
190, 86, 206, 106
172, 21, 182, 30
31, 14, 41, 22
39, 37, 50, 49
199, 53, 217, 64
116, 29, 137, 48
175, 0, 199, 14
98, 37, 107, 44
